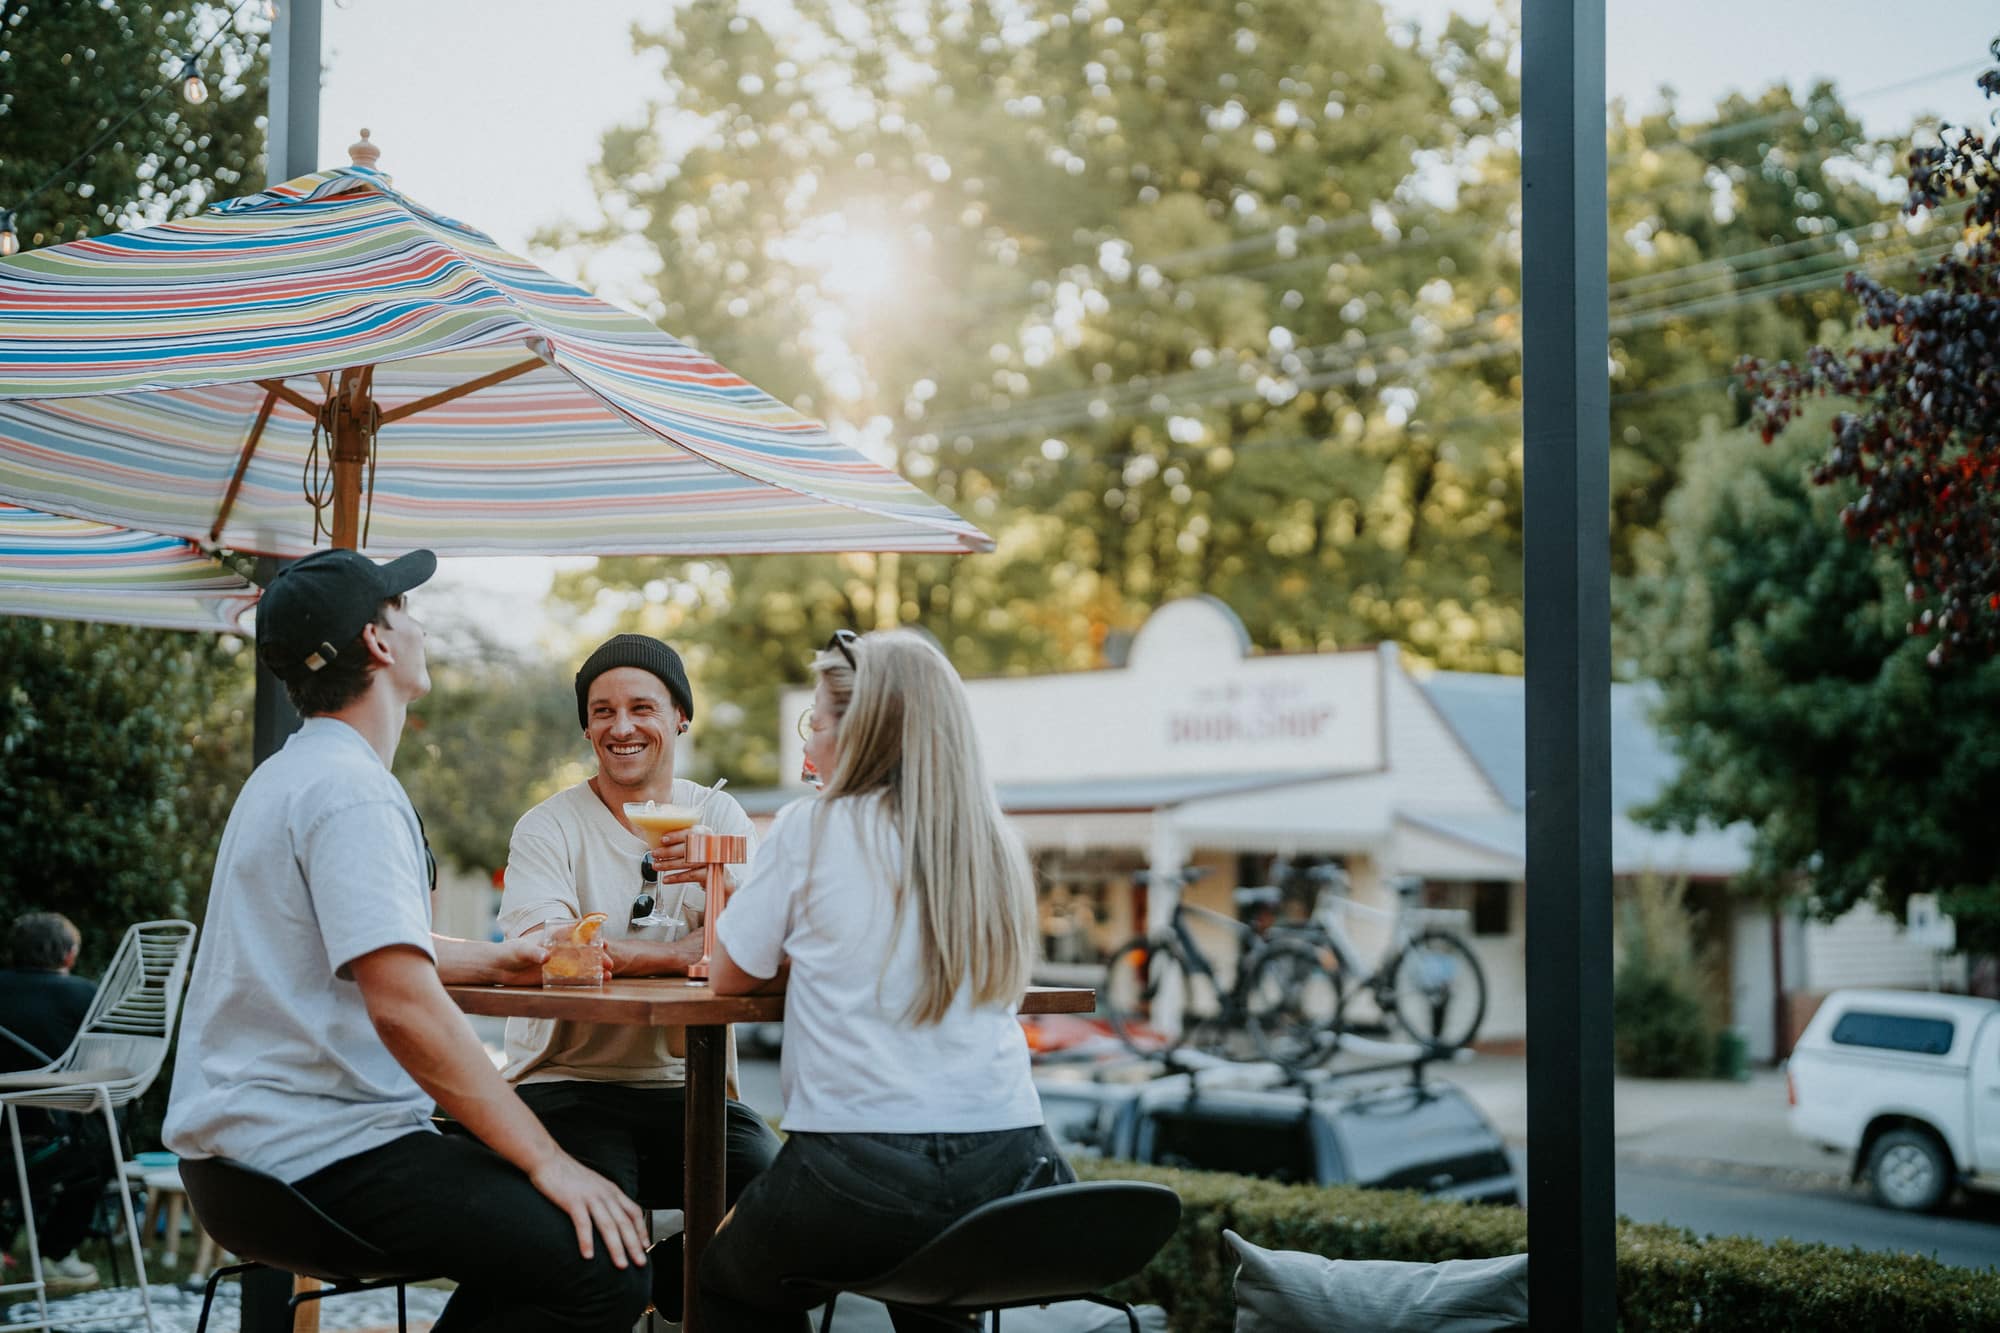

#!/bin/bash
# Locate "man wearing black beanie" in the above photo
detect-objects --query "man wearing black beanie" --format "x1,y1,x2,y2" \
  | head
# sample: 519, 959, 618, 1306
497, 633, 779, 1314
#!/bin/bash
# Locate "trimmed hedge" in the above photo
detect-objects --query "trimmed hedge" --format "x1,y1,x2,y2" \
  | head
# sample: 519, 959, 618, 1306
1070, 1159, 2000, 1331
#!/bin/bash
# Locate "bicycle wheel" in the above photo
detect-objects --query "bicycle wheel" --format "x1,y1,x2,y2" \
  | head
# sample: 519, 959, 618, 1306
1243, 935, 1345, 1071
1381, 929, 1488, 1052
1100, 935, 1193, 1059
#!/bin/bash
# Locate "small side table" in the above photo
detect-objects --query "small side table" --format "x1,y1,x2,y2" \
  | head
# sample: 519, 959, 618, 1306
120, 1161, 221, 1273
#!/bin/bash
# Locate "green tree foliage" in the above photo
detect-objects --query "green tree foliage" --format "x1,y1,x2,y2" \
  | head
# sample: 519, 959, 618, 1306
0, 2, 266, 963
0, 621, 250, 972
1605, 81, 1913, 550
549, 0, 1910, 784
1628, 410, 2000, 954
399, 636, 591, 875
0, 1, 267, 247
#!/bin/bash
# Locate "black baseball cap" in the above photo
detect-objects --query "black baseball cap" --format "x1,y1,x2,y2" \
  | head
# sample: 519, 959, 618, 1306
256, 547, 436, 683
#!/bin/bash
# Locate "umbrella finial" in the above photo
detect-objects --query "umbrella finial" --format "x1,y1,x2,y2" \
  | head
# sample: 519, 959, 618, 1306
348, 129, 381, 171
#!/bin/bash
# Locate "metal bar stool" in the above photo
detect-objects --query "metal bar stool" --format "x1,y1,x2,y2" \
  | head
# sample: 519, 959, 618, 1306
802, 1181, 1180, 1333
178, 1156, 440, 1333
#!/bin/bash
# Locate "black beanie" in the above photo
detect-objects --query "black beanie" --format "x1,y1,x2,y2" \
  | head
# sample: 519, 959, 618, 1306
575, 634, 694, 728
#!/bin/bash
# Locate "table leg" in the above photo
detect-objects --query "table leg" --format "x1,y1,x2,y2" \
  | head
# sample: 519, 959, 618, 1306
682, 1023, 726, 1333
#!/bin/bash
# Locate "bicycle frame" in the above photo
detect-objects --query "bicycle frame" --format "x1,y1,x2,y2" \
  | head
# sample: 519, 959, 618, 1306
1302, 883, 1474, 988
1161, 898, 1261, 984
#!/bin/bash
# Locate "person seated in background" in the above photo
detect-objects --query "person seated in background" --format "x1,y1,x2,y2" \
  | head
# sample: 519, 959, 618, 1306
497, 633, 780, 1315
0, 912, 111, 1290
699, 629, 1073, 1333
165, 549, 649, 1333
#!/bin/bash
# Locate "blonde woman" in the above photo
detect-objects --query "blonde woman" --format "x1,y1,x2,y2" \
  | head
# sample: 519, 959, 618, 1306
702, 629, 1071, 1332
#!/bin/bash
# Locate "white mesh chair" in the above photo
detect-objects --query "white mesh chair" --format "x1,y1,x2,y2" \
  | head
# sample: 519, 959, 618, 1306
0, 919, 197, 1333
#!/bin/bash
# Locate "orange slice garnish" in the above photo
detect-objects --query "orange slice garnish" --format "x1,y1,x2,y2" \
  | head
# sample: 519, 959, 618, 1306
570, 912, 609, 945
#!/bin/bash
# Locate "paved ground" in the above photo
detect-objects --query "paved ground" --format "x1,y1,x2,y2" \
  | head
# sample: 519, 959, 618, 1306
1613, 1157, 2000, 1271
1433, 1053, 1842, 1178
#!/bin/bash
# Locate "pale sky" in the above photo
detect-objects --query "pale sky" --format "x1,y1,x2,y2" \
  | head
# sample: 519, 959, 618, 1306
300, 0, 1998, 648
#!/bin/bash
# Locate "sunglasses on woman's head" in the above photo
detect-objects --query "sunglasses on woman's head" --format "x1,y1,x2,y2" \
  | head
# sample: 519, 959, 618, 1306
826, 628, 859, 669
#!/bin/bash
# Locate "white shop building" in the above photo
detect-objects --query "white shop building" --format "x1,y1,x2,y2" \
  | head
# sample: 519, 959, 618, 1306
745, 597, 1967, 1061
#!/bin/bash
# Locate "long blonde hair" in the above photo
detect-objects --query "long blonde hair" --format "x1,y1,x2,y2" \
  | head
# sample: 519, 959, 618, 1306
811, 629, 1037, 1024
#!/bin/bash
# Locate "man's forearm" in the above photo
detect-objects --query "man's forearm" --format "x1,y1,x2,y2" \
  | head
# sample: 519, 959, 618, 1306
432, 935, 509, 985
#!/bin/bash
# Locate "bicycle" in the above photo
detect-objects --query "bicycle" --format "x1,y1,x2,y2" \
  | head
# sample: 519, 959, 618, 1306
1098, 867, 1341, 1071
1250, 862, 1489, 1057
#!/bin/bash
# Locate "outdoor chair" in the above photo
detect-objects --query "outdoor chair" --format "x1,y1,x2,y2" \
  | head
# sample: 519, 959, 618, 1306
798, 1180, 1181, 1333
0, 918, 197, 1333
179, 1156, 441, 1333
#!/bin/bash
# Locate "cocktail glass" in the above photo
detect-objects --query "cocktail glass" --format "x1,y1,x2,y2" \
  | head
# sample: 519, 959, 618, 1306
626, 800, 700, 844
626, 802, 703, 930
541, 916, 608, 988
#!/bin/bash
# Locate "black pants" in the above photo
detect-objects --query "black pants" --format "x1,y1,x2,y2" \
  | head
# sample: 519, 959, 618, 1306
0, 1112, 113, 1261
294, 1130, 651, 1333
515, 1081, 781, 1211
698, 1127, 1074, 1333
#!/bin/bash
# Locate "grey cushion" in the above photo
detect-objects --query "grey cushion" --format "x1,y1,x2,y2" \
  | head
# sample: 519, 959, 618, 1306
1227, 1230, 1529, 1333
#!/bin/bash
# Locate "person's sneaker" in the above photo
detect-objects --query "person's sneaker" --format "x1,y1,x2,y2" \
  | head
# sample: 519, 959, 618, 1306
45, 1255, 99, 1290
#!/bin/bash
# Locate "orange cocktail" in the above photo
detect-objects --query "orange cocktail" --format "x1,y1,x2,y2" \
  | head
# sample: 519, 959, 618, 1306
625, 801, 700, 844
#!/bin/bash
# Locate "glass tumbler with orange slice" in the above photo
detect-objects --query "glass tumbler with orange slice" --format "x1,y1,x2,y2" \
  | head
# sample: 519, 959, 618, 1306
541, 912, 610, 988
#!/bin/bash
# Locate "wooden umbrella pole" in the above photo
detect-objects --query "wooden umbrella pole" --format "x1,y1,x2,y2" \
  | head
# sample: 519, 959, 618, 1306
328, 364, 374, 550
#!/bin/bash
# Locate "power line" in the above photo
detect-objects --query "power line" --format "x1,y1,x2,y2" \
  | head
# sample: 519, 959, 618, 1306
923, 232, 1949, 446
925, 214, 1942, 441
3, 0, 265, 248
1004, 54, 1984, 303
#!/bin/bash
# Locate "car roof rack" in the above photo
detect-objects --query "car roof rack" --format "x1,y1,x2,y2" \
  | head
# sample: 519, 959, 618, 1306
1081, 1032, 1469, 1109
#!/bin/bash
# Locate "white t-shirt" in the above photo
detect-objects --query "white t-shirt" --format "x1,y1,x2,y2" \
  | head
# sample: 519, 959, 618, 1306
165, 718, 437, 1183
497, 777, 754, 1087
717, 794, 1044, 1134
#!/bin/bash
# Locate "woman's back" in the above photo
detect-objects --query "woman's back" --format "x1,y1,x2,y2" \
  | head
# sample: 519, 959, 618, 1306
719, 792, 1041, 1133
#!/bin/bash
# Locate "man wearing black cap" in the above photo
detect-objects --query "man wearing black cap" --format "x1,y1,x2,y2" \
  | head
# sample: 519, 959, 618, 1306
165, 550, 650, 1333
496, 633, 779, 1314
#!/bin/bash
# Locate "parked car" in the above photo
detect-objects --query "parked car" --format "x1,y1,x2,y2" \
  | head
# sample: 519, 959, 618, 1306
1037, 1068, 1520, 1205
1785, 988, 2000, 1212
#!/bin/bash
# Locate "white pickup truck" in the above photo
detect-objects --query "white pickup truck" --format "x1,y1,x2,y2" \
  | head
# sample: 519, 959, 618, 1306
1786, 988, 2000, 1212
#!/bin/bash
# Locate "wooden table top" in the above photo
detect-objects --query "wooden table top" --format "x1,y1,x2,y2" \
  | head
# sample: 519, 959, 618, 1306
445, 978, 1095, 1027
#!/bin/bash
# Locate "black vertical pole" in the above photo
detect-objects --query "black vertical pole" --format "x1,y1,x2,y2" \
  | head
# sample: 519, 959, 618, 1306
239, 10, 322, 1331
1522, 0, 1614, 1326
248, 0, 319, 775
268, 0, 322, 188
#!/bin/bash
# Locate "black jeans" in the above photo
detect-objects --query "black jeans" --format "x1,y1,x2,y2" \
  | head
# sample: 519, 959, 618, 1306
294, 1130, 650, 1333
515, 1081, 781, 1211
698, 1126, 1075, 1333
0, 1113, 112, 1261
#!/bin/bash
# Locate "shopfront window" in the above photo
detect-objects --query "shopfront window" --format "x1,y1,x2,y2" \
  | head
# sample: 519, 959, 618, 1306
1425, 879, 1514, 938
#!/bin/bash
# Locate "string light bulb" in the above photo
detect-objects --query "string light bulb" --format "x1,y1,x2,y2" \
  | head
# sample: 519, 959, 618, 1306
263, 0, 278, 19
0, 212, 17, 259
179, 56, 208, 106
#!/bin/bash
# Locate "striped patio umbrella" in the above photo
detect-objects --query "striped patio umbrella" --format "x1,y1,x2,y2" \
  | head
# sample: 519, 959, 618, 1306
0, 137, 990, 560
0, 502, 256, 634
